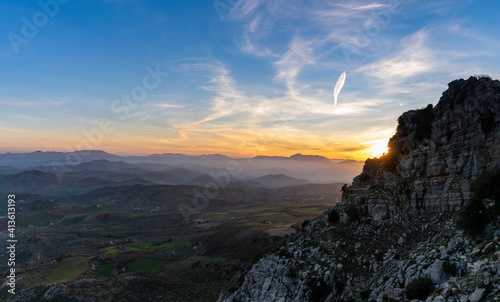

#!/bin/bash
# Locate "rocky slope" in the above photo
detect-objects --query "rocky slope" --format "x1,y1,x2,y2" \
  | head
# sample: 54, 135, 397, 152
219, 76, 500, 302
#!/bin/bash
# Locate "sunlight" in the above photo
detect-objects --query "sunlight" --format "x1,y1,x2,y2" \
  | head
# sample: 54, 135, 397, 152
369, 140, 389, 158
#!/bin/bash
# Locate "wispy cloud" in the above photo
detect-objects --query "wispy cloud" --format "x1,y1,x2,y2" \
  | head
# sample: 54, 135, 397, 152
358, 31, 436, 80
0, 127, 23, 132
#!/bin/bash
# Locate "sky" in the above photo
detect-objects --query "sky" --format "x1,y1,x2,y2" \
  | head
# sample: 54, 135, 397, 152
1, 0, 499, 160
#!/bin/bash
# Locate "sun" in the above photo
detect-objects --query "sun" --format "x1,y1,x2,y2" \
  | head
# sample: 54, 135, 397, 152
369, 140, 389, 158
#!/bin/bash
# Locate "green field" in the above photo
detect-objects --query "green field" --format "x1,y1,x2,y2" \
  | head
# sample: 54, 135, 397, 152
101, 262, 115, 277
18, 212, 60, 226
43, 256, 92, 284
129, 258, 166, 272
125, 238, 192, 252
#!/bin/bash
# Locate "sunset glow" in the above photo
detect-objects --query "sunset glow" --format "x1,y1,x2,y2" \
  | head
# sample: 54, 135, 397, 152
1, 1, 500, 161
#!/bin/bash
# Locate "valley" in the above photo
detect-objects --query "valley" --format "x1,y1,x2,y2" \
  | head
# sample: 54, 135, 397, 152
0, 153, 355, 301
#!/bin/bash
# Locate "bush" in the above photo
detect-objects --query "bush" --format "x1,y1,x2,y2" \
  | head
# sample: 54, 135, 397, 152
412, 104, 434, 142
345, 205, 360, 222
405, 277, 434, 300
327, 210, 340, 224
475, 74, 492, 81
380, 151, 399, 173
302, 220, 310, 229
381, 293, 389, 302
457, 197, 490, 235
359, 172, 372, 184
442, 261, 457, 276
308, 279, 331, 302
360, 289, 371, 300
471, 166, 500, 215
457, 166, 500, 235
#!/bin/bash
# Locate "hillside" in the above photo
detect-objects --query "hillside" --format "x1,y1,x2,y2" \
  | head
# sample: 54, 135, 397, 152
219, 76, 500, 302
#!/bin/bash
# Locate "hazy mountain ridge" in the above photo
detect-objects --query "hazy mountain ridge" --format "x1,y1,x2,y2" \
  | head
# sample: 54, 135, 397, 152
0, 152, 363, 187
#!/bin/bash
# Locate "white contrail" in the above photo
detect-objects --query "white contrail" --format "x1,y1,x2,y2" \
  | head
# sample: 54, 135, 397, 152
333, 71, 346, 107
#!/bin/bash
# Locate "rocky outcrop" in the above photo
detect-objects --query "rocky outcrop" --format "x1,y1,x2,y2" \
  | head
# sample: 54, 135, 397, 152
219, 213, 500, 302
218, 76, 500, 302
338, 76, 500, 221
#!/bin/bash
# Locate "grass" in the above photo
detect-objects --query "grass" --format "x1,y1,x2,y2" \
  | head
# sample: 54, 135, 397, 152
105, 248, 119, 254
129, 258, 166, 272
101, 262, 114, 277
124, 239, 192, 252
160, 239, 192, 252
43, 256, 92, 285
18, 212, 60, 226
200, 256, 226, 265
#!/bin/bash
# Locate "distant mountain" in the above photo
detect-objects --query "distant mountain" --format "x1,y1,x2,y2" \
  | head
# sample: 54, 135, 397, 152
71, 160, 176, 173
251, 173, 309, 188
0, 150, 119, 168
116, 178, 155, 186
252, 154, 330, 162
252, 155, 289, 160
289, 153, 330, 162
147, 153, 189, 158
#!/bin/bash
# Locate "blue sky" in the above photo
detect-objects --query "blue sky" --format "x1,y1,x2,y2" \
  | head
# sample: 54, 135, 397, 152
1, 0, 499, 159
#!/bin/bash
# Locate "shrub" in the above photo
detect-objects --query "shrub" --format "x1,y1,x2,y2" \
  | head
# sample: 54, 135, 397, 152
457, 197, 489, 235
359, 172, 372, 184
412, 104, 434, 142
471, 166, 500, 215
405, 277, 434, 300
327, 210, 340, 224
360, 289, 372, 300
345, 205, 360, 221
381, 293, 389, 302
457, 166, 500, 234
442, 261, 457, 276
476, 74, 492, 80
308, 279, 331, 302
381, 151, 399, 172
302, 220, 310, 229
363, 158, 381, 174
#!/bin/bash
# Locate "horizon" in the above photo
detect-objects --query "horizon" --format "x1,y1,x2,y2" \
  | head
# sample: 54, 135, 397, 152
2, 1, 500, 160
0, 149, 364, 161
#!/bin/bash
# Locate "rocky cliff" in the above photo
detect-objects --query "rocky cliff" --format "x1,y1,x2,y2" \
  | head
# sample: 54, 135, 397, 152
338, 76, 500, 222
218, 76, 500, 302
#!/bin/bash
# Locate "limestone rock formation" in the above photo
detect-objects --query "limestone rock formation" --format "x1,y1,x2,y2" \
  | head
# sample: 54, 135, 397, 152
218, 76, 500, 302
339, 76, 500, 222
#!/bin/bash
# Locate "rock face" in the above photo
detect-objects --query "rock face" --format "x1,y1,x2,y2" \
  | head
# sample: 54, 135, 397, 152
339, 76, 500, 221
218, 77, 500, 302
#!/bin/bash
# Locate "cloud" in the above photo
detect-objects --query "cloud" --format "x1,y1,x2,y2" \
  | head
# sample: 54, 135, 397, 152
358, 31, 436, 80
157, 104, 184, 109
333, 71, 346, 107
0, 127, 23, 132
